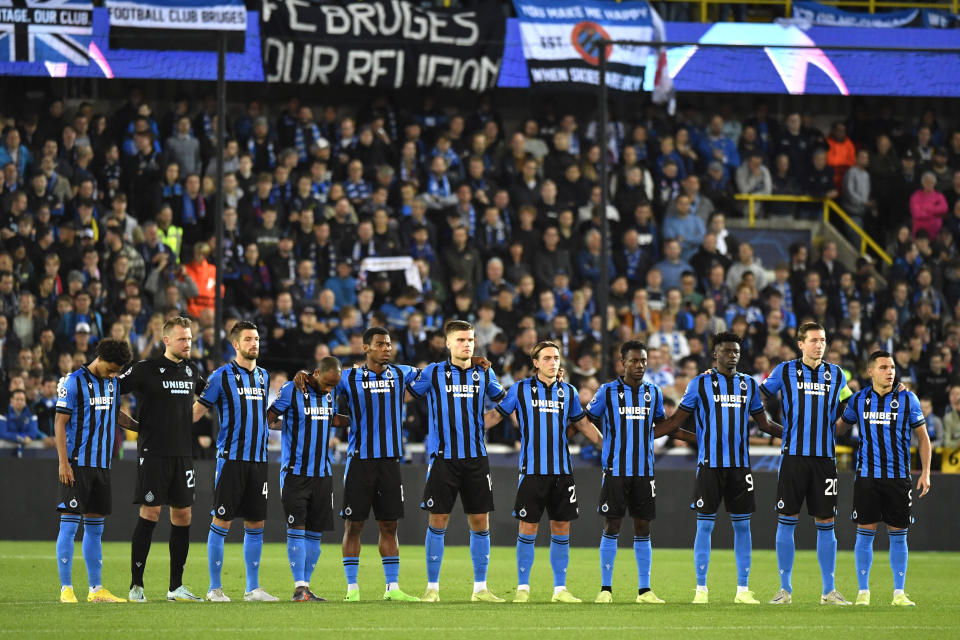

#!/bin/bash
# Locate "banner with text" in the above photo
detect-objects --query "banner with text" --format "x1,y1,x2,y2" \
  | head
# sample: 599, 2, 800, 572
0, 0, 93, 65
106, 0, 246, 51
260, 0, 504, 89
512, 0, 664, 91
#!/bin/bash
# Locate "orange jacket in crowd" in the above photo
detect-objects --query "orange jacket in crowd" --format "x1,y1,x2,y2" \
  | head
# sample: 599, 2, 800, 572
184, 258, 221, 318
826, 136, 856, 190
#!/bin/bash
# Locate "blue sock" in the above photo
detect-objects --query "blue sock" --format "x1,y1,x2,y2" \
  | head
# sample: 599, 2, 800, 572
343, 556, 359, 586
776, 516, 798, 592
816, 521, 837, 595
56, 515, 81, 587
694, 514, 715, 587
243, 527, 263, 592
889, 529, 908, 591
599, 532, 618, 588
731, 514, 752, 588
550, 535, 570, 588
382, 556, 399, 585
469, 529, 490, 584
425, 526, 446, 584
634, 535, 652, 590
286, 529, 306, 584
304, 531, 322, 584
81, 517, 104, 589
516, 534, 536, 587
207, 523, 227, 590
855, 528, 875, 591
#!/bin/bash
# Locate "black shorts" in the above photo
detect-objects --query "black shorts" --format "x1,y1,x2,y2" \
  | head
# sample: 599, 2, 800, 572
598, 472, 656, 521
513, 473, 579, 523
135, 456, 196, 507
776, 455, 838, 519
341, 457, 404, 521
281, 472, 335, 531
211, 459, 268, 522
852, 476, 913, 528
690, 466, 756, 514
58, 464, 111, 515
421, 456, 494, 515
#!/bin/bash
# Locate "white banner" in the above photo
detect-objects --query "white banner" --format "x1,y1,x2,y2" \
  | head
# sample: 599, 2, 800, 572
106, 0, 245, 31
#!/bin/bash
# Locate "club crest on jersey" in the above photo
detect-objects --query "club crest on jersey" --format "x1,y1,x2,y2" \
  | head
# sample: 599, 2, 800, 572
159, 368, 165, 374
519, 508, 527, 518
384, 369, 393, 379
217, 506, 226, 516
288, 515, 295, 524
739, 380, 748, 390
186, 366, 192, 377
145, 491, 154, 503
69, 499, 78, 508
473, 370, 480, 381
557, 388, 565, 398
823, 371, 831, 381
777, 499, 785, 509
325, 393, 332, 403
107, 381, 113, 393
644, 392, 652, 402
890, 399, 900, 409
256, 371, 264, 384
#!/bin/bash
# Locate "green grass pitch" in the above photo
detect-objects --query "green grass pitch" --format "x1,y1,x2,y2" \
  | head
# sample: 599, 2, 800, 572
0, 540, 955, 638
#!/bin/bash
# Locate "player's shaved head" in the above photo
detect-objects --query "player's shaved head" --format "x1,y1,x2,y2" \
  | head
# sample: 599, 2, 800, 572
317, 356, 342, 375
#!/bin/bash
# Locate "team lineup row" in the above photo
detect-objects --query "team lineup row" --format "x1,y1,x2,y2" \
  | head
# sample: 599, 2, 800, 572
50, 318, 931, 607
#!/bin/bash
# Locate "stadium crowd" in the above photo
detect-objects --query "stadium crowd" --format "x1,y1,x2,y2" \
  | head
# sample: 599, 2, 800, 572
1, 89, 959, 455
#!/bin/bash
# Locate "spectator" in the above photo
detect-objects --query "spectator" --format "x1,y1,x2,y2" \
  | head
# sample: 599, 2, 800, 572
1, 388, 52, 447
663, 194, 706, 260
655, 239, 695, 292
726, 242, 769, 291
911, 171, 949, 239
735, 151, 772, 216
825, 121, 856, 190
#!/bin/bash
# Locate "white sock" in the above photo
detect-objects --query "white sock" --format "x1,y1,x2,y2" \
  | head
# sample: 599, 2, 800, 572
89, 586, 101, 593
517, 584, 530, 591
427, 582, 439, 591
61, 585, 72, 591
386, 582, 399, 592
473, 581, 487, 593
553, 585, 566, 595
347, 583, 359, 591
737, 586, 749, 594
858, 589, 869, 595
696, 585, 708, 592
893, 589, 904, 597
295, 581, 308, 588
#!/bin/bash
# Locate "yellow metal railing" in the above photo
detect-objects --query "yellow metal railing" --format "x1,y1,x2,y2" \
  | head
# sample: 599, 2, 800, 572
734, 193, 893, 265
656, 0, 960, 22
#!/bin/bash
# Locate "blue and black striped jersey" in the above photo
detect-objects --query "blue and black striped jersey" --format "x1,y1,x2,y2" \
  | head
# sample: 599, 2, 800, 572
269, 381, 335, 477
199, 362, 270, 462
408, 360, 505, 460
496, 377, 585, 475
56, 366, 121, 469
337, 364, 419, 460
586, 378, 665, 477
761, 359, 845, 458
842, 386, 925, 479
680, 371, 765, 468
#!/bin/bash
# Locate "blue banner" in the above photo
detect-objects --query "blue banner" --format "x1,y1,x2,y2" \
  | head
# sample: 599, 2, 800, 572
792, 1, 920, 27
499, 19, 960, 96
0, 8, 261, 79
512, 0, 664, 91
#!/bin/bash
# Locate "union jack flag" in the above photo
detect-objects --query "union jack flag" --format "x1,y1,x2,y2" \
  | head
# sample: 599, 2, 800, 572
0, 0, 93, 64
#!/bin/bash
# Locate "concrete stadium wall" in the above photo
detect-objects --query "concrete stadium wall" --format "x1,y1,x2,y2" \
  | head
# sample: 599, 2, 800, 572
4, 459, 957, 551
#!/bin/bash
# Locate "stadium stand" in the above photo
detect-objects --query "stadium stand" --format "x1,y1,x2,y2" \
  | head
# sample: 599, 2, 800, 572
0, 82, 958, 469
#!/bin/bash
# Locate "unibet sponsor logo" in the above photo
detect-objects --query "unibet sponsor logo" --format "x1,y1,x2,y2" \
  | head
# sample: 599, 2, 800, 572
618, 406, 650, 419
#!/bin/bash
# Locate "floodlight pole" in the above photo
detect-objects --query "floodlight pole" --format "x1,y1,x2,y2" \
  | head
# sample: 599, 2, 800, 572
214, 32, 226, 367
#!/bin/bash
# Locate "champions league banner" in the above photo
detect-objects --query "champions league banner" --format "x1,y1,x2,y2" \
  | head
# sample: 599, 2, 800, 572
260, 0, 504, 89
107, 0, 246, 51
512, 0, 665, 92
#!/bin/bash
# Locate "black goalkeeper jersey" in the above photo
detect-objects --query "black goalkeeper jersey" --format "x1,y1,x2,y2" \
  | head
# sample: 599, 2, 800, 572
118, 355, 205, 458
